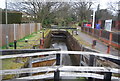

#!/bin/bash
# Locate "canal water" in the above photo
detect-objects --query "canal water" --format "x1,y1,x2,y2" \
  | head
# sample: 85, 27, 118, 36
50, 38, 72, 66
50, 37, 82, 81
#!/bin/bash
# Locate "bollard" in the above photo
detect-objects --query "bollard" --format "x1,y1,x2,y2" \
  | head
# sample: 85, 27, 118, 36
25, 39, 28, 43
107, 45, 110, 54
88, 55, 95, 81
14, 40, 17, 49
32, 46, 35, 49
92, 39, 96, 49
104, 72, 112, 81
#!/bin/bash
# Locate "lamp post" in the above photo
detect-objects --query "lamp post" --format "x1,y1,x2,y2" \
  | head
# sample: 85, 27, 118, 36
92, 10, 96, 29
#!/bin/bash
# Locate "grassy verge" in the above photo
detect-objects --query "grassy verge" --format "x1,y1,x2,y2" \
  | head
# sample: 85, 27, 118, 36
1, 28, 50, 49
1, 28, 50, 80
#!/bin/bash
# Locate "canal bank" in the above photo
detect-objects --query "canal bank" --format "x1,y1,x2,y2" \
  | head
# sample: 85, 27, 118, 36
43, 30, 99, 66
43, 29, 87, 81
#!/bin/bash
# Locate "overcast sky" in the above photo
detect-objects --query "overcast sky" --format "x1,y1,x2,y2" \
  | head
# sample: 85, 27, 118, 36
0, 0, 118, 9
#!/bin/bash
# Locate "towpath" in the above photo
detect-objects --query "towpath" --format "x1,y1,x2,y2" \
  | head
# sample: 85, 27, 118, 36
77, 27, 120, 57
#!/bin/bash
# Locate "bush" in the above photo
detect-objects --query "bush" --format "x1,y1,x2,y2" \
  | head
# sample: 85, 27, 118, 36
2, 11, 22, 24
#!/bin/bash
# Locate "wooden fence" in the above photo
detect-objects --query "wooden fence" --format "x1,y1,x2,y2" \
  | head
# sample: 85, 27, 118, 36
0, 23, 41, 47
81, 27, 120, 48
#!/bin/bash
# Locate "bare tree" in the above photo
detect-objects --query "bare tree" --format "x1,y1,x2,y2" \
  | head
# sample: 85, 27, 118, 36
71, 1, 93, 22
107, 1, 119, 19
7, 1, 94, 26
7, 1, 62, 24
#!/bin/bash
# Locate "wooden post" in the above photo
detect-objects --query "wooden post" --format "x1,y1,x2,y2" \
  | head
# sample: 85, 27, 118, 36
28, 57, 32, 76
40, 38, 43, 49
88, 55, 95, 66
104, 72, 112, 81
54, 69, 60, 81
88, 55, 95, 81
79, 55, 82, 66
54, 53, 60, 81
107, 32, 112, 54
56, 53, 60, 65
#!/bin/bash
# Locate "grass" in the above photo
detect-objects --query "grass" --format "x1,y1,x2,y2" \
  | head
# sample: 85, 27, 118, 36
1, 28, 50, 49
1, 28, 50, 80
2, 58, 28, 70
77, 77, 87, 81
2, 57, 28, 80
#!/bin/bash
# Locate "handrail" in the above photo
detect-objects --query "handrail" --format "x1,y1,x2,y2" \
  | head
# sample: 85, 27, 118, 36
1, 48, 60, 55
1, 51, 120, 81
1, 51, 120, 60
1, 66, 120, 75
16, 72, 120, 80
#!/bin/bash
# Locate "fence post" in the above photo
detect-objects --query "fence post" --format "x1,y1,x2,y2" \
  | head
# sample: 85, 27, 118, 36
107, 32, 112, 54
14, 40, 17, 49
104, 72, 112, 81
54, 53, 60, 81
88, 55, 95, 81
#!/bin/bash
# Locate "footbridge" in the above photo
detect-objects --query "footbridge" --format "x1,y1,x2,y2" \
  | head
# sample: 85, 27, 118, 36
1, 50, 120, 81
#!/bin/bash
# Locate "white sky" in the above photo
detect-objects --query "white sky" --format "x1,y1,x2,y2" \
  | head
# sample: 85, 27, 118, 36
0, 0, 118, 9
